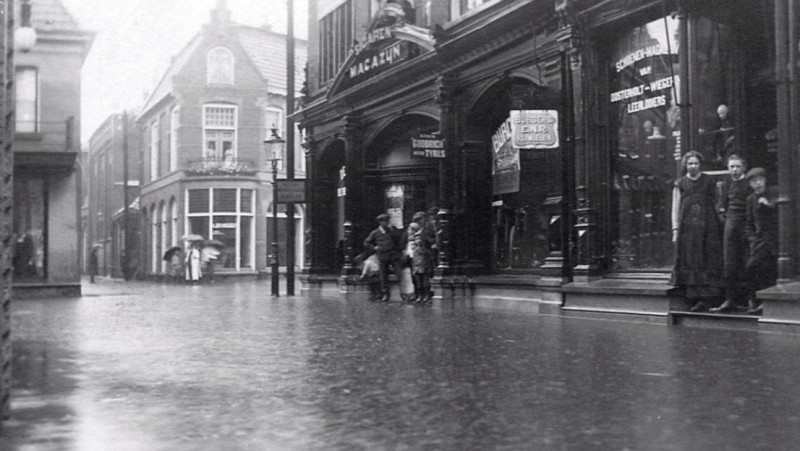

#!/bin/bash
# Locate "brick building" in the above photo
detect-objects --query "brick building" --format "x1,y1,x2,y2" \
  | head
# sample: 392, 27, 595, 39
84, 113, 142, 279
138, 2, 306, 279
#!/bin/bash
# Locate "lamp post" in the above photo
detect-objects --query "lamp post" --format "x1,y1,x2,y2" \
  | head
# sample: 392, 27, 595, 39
14, 0, 36, 53
265, 127, 284, 296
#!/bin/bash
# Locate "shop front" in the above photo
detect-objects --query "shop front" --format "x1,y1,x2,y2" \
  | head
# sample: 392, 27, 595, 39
563, 0, 779, 316
302, 0, 800, 322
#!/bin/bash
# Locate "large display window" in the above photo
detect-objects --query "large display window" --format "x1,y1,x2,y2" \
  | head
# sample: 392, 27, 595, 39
13, 177, 46, 281
609, 15, 736, 271
187, 188, 254, 270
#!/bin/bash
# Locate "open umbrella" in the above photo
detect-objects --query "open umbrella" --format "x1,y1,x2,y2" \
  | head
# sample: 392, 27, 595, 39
163, 245, 182, 261
180, 233, 203, 242
202, 239, 225, 250
201, 247, 220, 263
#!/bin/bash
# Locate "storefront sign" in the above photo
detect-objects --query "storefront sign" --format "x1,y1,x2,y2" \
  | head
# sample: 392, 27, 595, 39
492, 118, 520, 195
276, 180, 306, 203
213, 223, 237, 229
337, 41, 409, 93
328, 4, 435, 97
510, 110, 559, 149
411, 132, 446, 159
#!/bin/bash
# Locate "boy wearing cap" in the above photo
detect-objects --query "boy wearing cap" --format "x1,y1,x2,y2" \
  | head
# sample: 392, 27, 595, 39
743, 167, 777, 314
364, 213, 400, 302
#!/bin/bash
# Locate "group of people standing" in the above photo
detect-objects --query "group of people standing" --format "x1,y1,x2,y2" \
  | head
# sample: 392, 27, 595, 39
363, 210, 437, 303
670, 151, 777, 314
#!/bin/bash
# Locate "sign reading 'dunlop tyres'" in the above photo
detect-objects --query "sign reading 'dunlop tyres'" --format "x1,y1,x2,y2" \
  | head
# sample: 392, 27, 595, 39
410, 132, 446, 159
510, 110, 559, 149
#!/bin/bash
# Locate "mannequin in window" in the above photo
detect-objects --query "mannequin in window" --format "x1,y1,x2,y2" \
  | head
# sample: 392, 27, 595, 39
221, 150, 235, 170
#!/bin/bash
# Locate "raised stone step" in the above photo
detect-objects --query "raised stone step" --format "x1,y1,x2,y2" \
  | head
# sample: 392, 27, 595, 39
670, 311, 760, 331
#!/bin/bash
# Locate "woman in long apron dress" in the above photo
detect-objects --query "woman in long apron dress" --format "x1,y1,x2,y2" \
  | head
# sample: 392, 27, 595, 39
670, 151, 724, 311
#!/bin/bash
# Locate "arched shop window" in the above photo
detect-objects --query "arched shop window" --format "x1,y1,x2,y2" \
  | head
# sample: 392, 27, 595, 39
609, 15, 736, 271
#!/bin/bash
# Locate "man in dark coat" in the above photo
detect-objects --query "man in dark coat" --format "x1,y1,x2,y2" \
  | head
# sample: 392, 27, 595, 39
364, 213, 400, 302
744, 167, 778, 314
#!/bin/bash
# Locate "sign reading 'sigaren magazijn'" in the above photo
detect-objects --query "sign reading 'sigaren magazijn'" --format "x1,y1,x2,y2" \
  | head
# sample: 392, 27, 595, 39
329, 4, 435, 96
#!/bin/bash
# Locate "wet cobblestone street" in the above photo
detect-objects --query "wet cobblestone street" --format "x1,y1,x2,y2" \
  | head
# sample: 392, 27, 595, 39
2, 278, 800, 450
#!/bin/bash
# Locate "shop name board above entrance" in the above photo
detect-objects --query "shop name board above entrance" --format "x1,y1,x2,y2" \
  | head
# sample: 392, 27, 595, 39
411, 133, 446, 159
348, 43, 402, 79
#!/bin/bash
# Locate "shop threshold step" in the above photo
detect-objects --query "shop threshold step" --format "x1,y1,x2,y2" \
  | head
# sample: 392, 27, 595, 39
670, 311, 760, 329
670, 311, 760, 321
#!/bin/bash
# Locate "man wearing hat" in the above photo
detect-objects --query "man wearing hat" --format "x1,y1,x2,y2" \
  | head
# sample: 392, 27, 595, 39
743, 167, 778, 314
364, 213, 400, 302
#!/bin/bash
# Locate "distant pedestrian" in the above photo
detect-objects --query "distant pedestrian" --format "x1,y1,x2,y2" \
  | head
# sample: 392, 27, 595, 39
89, 247, 99, 283
399, 222, 419, 302
410, 211, 435, 303
364, 213, 400, 302
743, 167, 778, 314
185, 243, 202, 284
710, 154, 752, 313
170, 252, 183, 284
670, 151, 724, 312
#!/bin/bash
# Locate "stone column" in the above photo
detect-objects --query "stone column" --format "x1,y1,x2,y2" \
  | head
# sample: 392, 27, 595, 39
302, 134, 320, 274
435, 74, 457, 273
340, 114, 363, 278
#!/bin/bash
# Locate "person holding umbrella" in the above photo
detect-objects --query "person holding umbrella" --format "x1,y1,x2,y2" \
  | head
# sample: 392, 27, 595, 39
163, 245, 183, 284
185, 242, 202, 284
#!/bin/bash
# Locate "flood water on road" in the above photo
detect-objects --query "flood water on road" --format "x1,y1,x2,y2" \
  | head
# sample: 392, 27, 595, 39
3, 280, 800, 450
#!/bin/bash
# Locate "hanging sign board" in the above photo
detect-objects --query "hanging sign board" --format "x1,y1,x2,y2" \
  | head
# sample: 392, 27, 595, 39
510, 110, 560, 149
492, 117, 520, 195
276, 180, 306, 203
411, 132, 446, 159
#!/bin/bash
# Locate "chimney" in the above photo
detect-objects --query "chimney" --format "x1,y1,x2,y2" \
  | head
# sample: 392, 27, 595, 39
210, 0, 231, 24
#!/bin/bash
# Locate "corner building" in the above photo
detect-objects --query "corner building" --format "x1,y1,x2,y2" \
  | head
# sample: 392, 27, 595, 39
299, 0, 800, 327
138, 4, 306, 280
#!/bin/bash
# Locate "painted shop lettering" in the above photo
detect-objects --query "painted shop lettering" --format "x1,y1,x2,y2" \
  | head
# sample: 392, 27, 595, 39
626, 95, 667, 113
351, 26, 393, 55
348, 44, 402, 78
492, 117, 513, 152
615, 43, 673, 72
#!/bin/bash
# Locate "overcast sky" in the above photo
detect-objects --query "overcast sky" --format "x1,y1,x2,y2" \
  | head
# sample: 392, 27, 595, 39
62, 0, 308, 143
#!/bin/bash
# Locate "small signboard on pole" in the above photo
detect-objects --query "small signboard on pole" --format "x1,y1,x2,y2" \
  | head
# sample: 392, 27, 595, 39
276, 180, 306, 203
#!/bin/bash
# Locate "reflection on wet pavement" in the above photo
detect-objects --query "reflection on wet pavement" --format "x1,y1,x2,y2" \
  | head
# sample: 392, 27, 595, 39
2, 280, 800, 450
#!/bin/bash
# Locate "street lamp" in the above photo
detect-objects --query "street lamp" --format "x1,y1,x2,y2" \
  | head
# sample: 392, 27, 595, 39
14, 0, 37, 53
265, 127, 284, 296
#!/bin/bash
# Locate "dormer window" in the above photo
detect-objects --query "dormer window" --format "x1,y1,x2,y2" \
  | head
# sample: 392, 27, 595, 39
207, 47, 234, 84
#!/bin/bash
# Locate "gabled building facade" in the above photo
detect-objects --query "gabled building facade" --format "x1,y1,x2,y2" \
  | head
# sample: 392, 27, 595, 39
138, 2, 306, 279
84, 113, 141, 279
299, 0, 800, 327
13, 0, 93, 297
